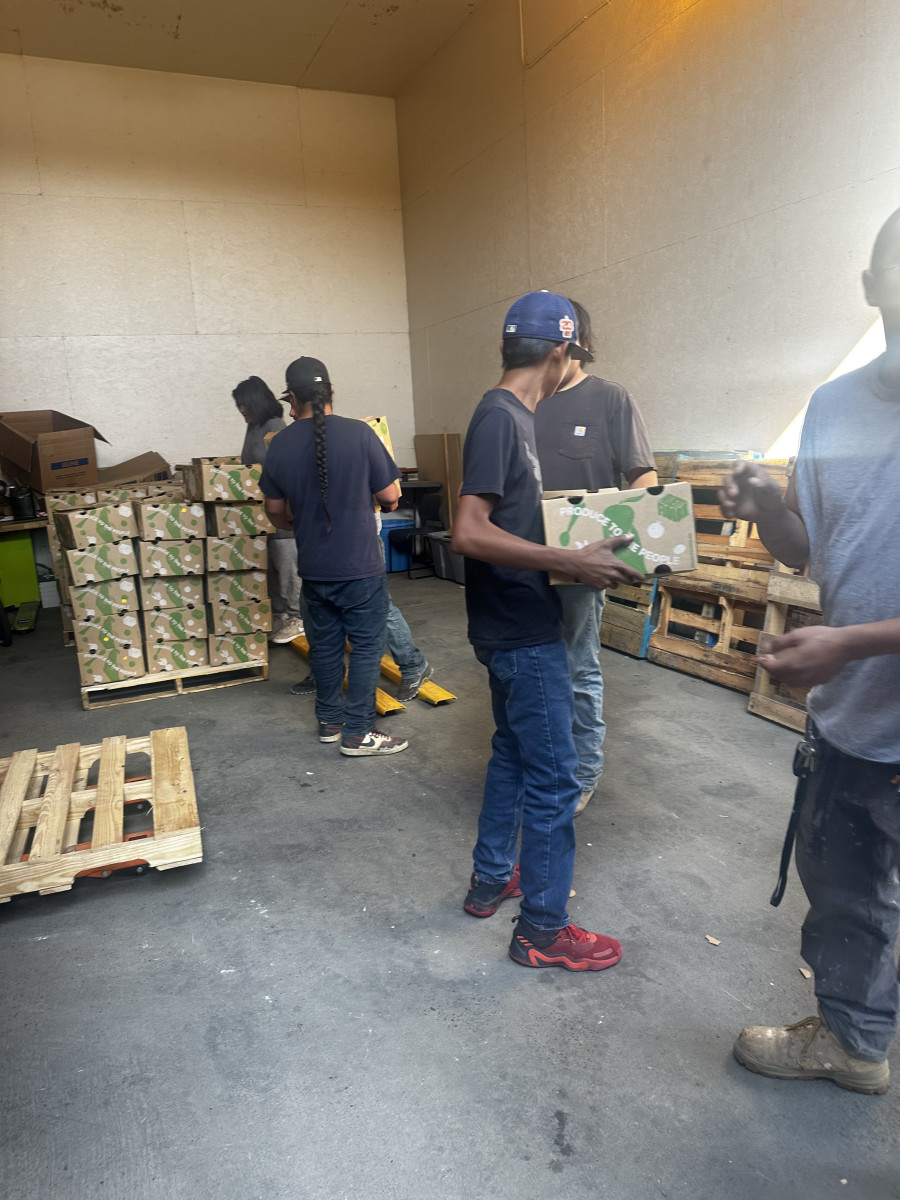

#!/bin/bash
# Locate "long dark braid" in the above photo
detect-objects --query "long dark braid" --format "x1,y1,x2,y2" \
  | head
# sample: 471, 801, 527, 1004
294, 380, 333, 532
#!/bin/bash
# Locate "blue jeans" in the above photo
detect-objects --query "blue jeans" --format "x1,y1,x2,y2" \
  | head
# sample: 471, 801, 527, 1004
559, 585, 606, 791
386, 603, 427, 679
472, 640, 580, 930
302, 576, 389, 736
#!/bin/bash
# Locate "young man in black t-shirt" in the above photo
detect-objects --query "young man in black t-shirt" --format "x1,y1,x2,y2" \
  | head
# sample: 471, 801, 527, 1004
534, 300, 657, 816
452, 292, 644, 970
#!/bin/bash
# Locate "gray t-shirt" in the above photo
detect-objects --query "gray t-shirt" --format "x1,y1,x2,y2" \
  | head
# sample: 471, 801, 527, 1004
793, 357, 900, 762
241, 416, 291, 539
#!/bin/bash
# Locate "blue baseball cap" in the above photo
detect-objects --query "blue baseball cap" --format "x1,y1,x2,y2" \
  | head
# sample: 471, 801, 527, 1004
502, 291, 594, 362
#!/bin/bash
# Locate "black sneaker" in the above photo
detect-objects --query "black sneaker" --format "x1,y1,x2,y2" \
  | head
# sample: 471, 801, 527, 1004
396, 663, 433, 703
290, 673, 316, 696
318, 722, 344, 743
464, 865, 523, 917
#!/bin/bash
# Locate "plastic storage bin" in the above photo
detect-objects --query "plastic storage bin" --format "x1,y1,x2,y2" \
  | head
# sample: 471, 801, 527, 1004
427, 531, 465, 585
379, 516, 415, 573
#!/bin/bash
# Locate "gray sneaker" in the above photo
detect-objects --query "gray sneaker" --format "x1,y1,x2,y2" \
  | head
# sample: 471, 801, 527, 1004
734, 1014, 890, 1094
396, 663, 433, 703
340, 728, 409, 757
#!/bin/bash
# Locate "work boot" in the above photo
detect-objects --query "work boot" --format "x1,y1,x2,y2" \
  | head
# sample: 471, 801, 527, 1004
508, 916, 622, 971
733, 1014, 890, 1094
574, 785, 595, 817
464, 865, 523, 917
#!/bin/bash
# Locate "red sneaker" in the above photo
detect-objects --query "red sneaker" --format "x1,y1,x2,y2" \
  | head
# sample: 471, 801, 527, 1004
509, 918, 622, 971
463, 866, 523, 917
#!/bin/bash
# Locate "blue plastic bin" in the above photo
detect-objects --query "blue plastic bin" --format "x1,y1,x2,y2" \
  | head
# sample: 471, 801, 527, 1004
379, 516, 415, 572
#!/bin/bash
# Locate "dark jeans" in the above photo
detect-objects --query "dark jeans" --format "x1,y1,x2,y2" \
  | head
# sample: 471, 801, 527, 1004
795, 731, 900, 1060
302, 576, 389, 736
472, 640, 580, 930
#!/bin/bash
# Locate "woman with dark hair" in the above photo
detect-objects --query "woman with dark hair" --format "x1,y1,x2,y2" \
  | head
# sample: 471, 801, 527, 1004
232, 376, 305, 644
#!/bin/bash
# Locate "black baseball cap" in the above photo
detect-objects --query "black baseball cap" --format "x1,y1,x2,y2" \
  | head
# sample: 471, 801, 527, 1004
282, 356, 331, 396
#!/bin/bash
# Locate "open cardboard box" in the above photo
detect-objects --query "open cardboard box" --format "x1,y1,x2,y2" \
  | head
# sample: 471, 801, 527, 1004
0, 410, 107, 491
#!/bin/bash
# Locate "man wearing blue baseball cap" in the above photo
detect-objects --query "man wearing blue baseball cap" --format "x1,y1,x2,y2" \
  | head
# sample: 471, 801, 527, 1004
452, 291, 645, 971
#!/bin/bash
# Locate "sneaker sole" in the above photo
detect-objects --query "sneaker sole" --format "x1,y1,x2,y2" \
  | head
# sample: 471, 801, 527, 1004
508, 941, 623, 972
464, 887, 523, 917
318, 733, 343, 743
340, 742, 408, 757
732, 1045, 890, 1094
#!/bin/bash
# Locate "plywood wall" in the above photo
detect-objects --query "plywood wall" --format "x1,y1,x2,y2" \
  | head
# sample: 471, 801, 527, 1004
0, 55, 415, 468
397, 0, 900, 452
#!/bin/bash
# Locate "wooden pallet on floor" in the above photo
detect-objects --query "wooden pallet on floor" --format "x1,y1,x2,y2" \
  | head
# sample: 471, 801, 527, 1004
647, 576, 766, 693
747, 571, 822, 731
81, 659, 267, 710
0, 726, 202, 903
599, 580, 658, 658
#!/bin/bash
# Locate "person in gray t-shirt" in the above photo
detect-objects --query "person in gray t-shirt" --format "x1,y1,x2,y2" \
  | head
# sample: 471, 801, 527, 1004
233, 376, 304, 643
718, 208, 900, 1095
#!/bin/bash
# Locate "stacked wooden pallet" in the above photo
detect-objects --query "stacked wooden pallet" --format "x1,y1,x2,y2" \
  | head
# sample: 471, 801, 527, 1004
747, 570, 822, 731
599, 580, 658, 658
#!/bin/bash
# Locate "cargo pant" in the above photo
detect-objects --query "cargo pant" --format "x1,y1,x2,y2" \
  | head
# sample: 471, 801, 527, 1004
795, 728, 900, 1061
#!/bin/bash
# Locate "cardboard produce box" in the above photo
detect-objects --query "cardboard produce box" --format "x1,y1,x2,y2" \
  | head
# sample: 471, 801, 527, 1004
206, 502, 275, 537
146, 640, 209, 672
145, 607, 209, 642
69, 577, 140, 619
138, 499, 206, 541
73, 612, 142, 655
78, 644, 146, 686
209, 632, 268, 665
205, 535, 268, 573
45, 474, 177, 513
183, 457, 263, 503
541, 482, 697, 583
207, 599, 273, 635
137, 539, 205, 577
139, 576, 205, 610
65, 540, 138, 587
54, 504, 139, 550
0, 409, 106, 491
206, 570, 268, 605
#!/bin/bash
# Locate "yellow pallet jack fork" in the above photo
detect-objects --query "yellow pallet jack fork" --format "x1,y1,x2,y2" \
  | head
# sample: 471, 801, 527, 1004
290, 635, 405, 716
379, 655, 457, 706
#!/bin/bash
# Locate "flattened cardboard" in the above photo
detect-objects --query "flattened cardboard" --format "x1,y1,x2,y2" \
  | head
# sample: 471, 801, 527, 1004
69, 577, 140, 619
205, 535, 268, 573
138, 500, 206, 541
54, 504, 139, 549
145, 607, 209, 642
209, 632, 268, 666
541, 482, 697, 583
146, 640, 209, 672
137, 539, 205, 577
183, 457, 263, 503
73, 612, 142, 654
207, 599, 273, 635
95, 452, 170, 488
206, 502, 275, 537
206, 570, 269, 605
139, 576, 205, 610
78, 644, 146, 686
65, 540, 138, 587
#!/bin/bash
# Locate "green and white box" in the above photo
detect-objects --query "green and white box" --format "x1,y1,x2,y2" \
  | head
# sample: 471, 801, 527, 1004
206, 503, 275, 537
139, 575, 205, 610
69, 577, 139, 619
55, 504, 139, 550
77, 644, 146, 686
66, 540, 138, 587
206, 570, 268, 605
137, 539, 205, 577
73, 612, 142, 654
146, 640, 209, 672
205, 536, 268, 573
208, 632, 268, 666
207, 599, 273, 635
138, 500, 207, 541
541, 482, 697, 583
145, 607, 209, 642
183, 457, 263, 503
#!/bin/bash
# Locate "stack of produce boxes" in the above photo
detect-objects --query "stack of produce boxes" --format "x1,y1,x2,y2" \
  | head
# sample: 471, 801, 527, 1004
136, 498, 208, 671
182, 457, 273, 666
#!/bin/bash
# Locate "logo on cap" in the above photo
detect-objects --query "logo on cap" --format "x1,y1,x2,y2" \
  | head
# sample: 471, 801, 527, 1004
505, 324, 517, 333
559, 317, 575, 339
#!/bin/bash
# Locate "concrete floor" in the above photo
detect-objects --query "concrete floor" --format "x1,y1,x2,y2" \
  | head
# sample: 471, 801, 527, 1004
1, 575, 898, 1200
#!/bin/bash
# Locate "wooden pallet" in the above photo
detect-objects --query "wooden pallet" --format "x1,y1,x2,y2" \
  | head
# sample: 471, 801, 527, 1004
648, 576, 766, 692
0, 727, 202, 903
747, 571, 822, 731
600, 580, 658, 658
81, 659, 267, 709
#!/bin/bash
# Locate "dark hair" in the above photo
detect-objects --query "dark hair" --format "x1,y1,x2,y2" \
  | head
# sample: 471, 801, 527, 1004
232, 377, 282, 427
290, 381, 333, 532
501, 337, 565, 371
871, 208, 900, 271
568, 298, 593, 356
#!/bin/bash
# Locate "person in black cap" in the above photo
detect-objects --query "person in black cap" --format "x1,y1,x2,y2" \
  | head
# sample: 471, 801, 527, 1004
261, 357, 408, 757
452, 291, 644, 970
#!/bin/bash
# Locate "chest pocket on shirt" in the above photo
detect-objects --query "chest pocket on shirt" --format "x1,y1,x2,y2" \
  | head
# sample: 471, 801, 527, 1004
558, 424, 599, 460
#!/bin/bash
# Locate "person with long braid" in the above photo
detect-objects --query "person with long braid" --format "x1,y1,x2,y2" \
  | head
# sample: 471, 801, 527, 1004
261, 357, 409, 757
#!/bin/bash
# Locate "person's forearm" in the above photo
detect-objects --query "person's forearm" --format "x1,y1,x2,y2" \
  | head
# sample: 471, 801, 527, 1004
752, 505, 810, 568
268, 513, 293, 531
837, 619, 900, 661
452, 519, 580, 577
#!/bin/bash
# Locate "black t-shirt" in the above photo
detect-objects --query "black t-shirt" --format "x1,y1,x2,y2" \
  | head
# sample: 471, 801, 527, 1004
260, 414, 397, 582
460, 388, 562, 650
534, 374, 655, 490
